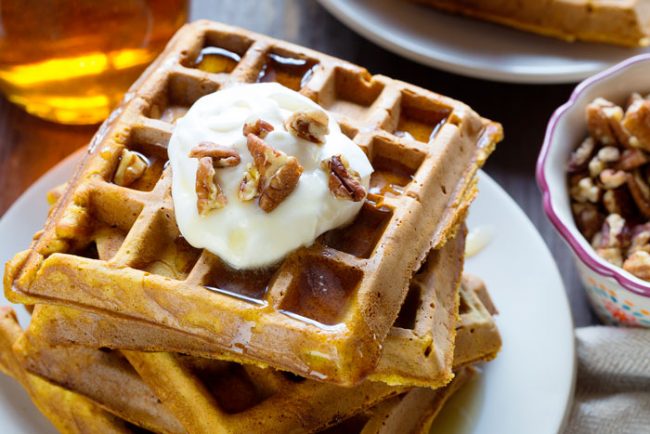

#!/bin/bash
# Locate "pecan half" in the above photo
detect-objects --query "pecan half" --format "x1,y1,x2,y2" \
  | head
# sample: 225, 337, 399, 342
285, 110, 329, 144
623, 99, 650, 151
114, 149, 147, 187
321, 155, 366, 202
246, 133, 303, 212
189, 142, 241, 167
627, 169, 650, 218
195, 157, 227, 215
586, 98, 625, 146
243, 119, 275, 139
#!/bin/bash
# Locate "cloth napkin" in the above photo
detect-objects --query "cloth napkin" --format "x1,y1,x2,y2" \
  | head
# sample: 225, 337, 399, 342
563, 326, 650, 434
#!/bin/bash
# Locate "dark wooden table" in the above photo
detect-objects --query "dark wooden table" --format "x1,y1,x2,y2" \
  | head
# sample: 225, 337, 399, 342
0, 0, 597, 326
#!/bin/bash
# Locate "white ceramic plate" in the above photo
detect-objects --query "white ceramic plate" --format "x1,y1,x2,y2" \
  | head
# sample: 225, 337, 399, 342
317, 0, 650, 84
0, 152, 575, 433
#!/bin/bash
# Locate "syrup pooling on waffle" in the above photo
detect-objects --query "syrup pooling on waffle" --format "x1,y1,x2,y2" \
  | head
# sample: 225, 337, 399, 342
5, 20, 502, 385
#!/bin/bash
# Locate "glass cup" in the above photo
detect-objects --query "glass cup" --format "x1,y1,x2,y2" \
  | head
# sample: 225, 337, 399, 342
0, 0, 188, 124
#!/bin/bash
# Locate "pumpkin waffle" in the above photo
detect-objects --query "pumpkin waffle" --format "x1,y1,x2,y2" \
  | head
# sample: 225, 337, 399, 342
14, 278, 497, 434
321, 367, 475, 434
24, 222, 467, 389
0, 308, 143, 434
412, 0, 650, 47
5, 20, 502, 386
0, 308, 477, 434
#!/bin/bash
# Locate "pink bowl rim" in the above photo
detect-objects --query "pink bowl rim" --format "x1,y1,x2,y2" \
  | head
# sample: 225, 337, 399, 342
537, 53, 650, 298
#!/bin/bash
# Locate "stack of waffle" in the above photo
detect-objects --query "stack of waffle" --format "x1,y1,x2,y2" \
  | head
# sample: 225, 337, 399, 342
1, 21, 503, 433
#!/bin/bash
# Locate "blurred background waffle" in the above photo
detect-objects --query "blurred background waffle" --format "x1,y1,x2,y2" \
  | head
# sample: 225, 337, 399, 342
4, 20, 502, 386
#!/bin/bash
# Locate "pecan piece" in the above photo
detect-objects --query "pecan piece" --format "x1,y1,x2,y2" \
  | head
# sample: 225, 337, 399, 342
616, 148, 649, 171
568, 137, 596, 172
572, 202, 604, 240
285, 110, 329, 144
321, 155, 366, 202
238, 163, 260, 201
623, 99, 650, 151
195, 157, 227, 215
586, 98, 625, 146
243, 119, 275, 139
570, 177, 600, 203
246, 133, 303, 212
600, 169, 627, 189
114, 149, 147, 187
189, 142, 241, 167
626, 169, 650, 218
623, 250, 650, 280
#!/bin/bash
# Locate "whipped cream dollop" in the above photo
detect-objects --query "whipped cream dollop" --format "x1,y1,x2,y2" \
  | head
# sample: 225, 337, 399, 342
168, 83, 373, 269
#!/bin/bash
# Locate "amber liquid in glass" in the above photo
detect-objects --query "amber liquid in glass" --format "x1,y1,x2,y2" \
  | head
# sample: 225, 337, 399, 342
0, 0, 188, 124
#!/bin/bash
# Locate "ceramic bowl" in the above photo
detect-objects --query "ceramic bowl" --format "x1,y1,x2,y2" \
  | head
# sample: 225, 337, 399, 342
537, 54, 650, 327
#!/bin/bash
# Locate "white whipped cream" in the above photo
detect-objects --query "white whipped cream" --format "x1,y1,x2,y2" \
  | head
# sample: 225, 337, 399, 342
168, 83, 373, 269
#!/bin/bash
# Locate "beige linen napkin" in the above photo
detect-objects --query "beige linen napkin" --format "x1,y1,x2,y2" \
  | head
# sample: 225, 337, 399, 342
563, 326, 650, 434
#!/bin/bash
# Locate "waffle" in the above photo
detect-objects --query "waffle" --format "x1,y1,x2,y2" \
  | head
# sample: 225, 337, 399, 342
24, 221, 467, 389
412, 0, 650, 47
455, 275, 502, 366
5, 20, 501, 385
321, 367, 475, 434
0, 308, 140, 434
15, 278, 497, 434
1, 309, 478, 434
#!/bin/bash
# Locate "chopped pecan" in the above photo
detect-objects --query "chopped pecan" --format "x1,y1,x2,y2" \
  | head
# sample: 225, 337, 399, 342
626, 169, 650, 218
623, 250, 650, 280
596, 247, 624, 267
285, 110, 330, 144
189, 142, 241, 167
114, 149, 147, 187
602, 188, 635, 219
570, 177, 600, 203
195, 157, 227, 215
593, 213, 627, 249
623, 99, 650, 151
597, 146, 620, 163
588, 156, 606, 178
572, 202, 604, 240
600, 169, 627, 189
238, 163, 260, 201
586, 98, 625, 146
628, 224, 650, 255
321, 155, 366, 202
246, 133, 303, 212
568, 137, 596, 172
616, 148, 649, 171
243, 119, 274, 139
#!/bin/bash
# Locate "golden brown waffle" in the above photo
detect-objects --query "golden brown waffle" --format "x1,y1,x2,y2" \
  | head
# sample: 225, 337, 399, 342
320, 367, 475, 434
412, 0, 650, 47
5, 20, 501, 385
0, 308, 142, 434
24, 224, 467, 389
16, 281, 496, 434
14, 273, 499, 434
1, 306, 477, 434
454, 275, 502, 366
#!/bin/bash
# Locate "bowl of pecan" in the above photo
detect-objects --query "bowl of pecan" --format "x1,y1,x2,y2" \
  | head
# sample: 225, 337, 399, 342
538, 54, 650, 327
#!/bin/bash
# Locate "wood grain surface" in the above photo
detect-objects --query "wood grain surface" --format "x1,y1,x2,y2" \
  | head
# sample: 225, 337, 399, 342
0, 0, 596, 326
